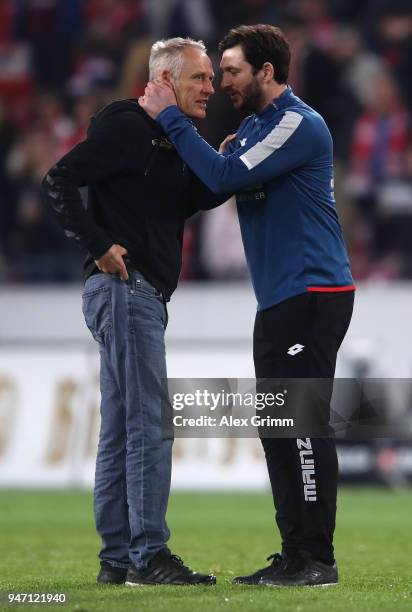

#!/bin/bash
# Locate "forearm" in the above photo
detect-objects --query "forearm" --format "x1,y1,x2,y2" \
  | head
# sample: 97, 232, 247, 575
157, 107, 240, 194
157, 106, 309, 196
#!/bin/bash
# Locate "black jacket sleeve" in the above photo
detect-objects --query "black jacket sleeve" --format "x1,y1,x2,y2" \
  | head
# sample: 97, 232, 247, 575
42, 111, 150, 260
185, 171, 232, 219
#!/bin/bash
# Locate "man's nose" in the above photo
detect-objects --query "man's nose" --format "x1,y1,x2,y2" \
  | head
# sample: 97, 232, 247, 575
220, 74, 232, 90
203, 80, 215, 95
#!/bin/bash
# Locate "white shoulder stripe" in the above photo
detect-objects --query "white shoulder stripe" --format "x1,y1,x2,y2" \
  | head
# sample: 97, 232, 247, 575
239, 111, 303, 170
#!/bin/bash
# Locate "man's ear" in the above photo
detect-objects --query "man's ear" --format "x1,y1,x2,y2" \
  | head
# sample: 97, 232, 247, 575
262, 62, 275, 83
161, 71, 177, 97
159, 69, 172, 83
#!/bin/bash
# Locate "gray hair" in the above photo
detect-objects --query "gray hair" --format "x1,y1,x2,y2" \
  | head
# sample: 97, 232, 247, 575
149, 37, 207, 81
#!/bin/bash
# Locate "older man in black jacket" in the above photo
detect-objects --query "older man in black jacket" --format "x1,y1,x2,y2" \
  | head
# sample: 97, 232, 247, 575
42, 37, 223, 587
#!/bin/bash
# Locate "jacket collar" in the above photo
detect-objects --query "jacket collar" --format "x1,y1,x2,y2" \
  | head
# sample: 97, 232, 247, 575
254, 86, 295, 125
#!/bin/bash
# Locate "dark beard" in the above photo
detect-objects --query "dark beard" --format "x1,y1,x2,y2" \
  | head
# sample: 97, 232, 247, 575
240, 77, 265, 113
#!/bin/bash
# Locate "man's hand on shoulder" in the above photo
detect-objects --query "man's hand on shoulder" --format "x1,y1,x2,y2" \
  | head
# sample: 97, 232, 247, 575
95, 244, 129, 281
139, 81, 177, 119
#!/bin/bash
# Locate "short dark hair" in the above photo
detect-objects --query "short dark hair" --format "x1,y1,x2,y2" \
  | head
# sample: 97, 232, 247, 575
218, 24, 291, 84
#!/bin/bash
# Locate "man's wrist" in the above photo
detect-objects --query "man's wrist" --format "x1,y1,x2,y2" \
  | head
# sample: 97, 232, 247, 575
155, 105, 182, 126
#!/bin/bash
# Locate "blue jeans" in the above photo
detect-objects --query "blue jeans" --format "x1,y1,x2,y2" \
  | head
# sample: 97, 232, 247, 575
82, 271, 172, 569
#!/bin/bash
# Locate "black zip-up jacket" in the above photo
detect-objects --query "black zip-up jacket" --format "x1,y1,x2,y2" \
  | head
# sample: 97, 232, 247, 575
42, 99, 225, 299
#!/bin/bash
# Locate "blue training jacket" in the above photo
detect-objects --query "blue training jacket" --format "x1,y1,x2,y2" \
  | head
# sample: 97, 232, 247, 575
157, 86, 354, 311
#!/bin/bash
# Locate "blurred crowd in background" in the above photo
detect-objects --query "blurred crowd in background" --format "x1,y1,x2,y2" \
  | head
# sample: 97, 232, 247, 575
1, 0, 412, 284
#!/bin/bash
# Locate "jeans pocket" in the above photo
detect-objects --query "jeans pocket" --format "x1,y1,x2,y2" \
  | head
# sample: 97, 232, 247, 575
82, 286, 112, 345
129, 276, 162, 299
163, 303, 169, 330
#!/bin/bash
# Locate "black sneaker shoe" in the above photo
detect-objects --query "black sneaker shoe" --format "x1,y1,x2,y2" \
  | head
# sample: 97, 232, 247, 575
233, 553, 283, 585
262, 559, 338, 587
97, 562, 128, 585
125, 550, 216, 586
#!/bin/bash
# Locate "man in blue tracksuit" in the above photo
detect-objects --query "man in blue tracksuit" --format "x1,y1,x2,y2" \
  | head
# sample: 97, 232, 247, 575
141, 24, 354, 587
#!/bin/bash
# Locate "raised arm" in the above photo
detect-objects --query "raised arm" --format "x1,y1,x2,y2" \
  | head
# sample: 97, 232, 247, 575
139, 83, 316, 195
155, 106, 314, 194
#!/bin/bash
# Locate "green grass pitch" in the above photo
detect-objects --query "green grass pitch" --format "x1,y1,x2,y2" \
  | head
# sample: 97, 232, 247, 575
0, 488, 411, 611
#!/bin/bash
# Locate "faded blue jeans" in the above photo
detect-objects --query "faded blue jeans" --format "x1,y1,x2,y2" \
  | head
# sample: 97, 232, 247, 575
82, 271, 172, 569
